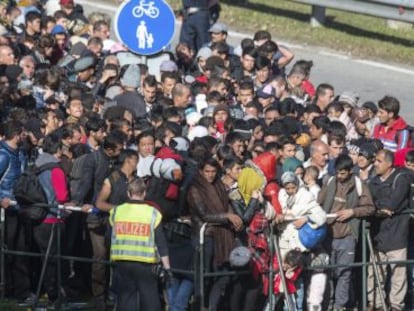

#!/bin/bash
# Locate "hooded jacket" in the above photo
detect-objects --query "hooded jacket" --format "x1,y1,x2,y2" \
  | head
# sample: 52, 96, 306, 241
252, 152, 282, 214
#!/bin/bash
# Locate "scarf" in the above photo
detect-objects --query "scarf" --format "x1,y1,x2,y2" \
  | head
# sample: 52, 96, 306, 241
191, 172, 235, 266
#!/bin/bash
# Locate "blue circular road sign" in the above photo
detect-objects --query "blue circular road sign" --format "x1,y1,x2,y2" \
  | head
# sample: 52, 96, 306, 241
114, 0, 176, 56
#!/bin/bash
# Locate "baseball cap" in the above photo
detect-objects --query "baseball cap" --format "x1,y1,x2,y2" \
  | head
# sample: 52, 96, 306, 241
209, 22, 228, 33
72, 55, 96, 73
257, 84, 275, 99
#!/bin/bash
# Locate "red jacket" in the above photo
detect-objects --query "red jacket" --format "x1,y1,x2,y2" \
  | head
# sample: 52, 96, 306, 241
373, 117, 410, 152
253, 152, 282, 214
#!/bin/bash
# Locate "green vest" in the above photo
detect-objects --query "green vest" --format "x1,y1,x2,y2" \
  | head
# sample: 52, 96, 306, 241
110, 202, 162, 263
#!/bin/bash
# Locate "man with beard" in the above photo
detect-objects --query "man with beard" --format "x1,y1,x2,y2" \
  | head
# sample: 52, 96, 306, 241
72, 132, 124, 310
0, 120, 34, 302
319, 154, 374, 310
85, 117, 107, 151
187, 158, 242, 310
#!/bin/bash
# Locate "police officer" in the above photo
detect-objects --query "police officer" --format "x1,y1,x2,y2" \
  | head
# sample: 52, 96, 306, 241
179, 0, 210, 52
110, 177, 171, 311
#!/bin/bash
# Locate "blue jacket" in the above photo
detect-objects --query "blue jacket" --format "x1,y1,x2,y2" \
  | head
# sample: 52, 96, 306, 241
0, 141, 27, 206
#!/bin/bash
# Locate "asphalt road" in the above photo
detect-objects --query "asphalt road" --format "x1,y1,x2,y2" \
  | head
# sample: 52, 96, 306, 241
78, 0, 414, 123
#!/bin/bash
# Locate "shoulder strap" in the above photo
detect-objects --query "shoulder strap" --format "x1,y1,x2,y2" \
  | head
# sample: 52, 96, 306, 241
354, 176, 363, 197
0, 152, 11, 185
36, 162, 61, 175
392, 172, 404, 190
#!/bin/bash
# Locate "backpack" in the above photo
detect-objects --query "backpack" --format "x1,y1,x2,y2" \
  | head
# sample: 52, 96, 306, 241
395, 126, 414, 148
392, 170, 414, 210
70, 153, 90, 199
13, 162, 60, 221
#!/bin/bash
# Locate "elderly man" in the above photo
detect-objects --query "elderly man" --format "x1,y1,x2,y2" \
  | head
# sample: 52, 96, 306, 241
19, 55, 36, 80
303, 139, 330, 185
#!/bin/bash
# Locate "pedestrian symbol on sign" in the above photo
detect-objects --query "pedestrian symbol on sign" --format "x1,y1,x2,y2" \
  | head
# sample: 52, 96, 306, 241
115, 0, 175, 56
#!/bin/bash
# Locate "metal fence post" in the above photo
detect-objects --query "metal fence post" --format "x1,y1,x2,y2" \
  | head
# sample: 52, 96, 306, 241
0, 209, 5, 299
362, 219, 367, 310
199, 223, 208, 310
311, 5, 326, 27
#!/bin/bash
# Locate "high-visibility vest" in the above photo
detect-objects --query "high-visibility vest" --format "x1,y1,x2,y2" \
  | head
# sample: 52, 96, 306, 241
110, 202, 162, 263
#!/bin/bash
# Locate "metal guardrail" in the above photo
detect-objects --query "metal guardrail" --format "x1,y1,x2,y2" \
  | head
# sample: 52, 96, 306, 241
290, 0, 414, 26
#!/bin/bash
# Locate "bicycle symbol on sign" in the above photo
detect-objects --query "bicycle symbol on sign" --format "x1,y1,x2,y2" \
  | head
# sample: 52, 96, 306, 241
132, 0, 160, 18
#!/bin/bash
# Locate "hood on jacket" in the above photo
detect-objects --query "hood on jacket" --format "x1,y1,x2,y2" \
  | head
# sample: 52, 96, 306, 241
252, 151, 277, 182
35, 152, 60, 168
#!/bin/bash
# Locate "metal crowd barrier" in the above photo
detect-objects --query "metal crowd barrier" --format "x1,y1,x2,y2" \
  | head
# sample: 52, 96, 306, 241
2, 206, 414, 310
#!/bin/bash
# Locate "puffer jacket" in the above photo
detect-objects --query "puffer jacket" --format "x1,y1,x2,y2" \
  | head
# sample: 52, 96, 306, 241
0, 141, 26, 208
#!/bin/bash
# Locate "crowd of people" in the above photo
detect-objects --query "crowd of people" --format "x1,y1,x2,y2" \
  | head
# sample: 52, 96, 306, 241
0, 0, 413, 310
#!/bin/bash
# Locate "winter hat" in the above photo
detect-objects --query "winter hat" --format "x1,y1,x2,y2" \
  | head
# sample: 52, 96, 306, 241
121, 64, 141, 88
69, 41, 87, 57
282, 157, 302, 173
196, 47, 212, 59
51, 25, 67, 35
338, 91, 359, 108
229, 246, 251, 267
281, 171, 299, 186
160, 60, 178, 72
358, 143, 377, 160
347, 143, 360, 155
213, 103, 230, 115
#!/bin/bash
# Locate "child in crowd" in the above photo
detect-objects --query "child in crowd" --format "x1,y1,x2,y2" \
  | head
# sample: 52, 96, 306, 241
273, 249, 304, 302
303, 165, 320, 200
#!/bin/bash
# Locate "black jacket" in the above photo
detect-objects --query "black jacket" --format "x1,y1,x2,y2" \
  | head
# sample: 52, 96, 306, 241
73, 148, 112, 204
369, 168, 412, 252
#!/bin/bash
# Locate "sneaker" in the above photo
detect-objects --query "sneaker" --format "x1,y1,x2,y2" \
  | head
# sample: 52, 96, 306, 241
18, 292, 37, 305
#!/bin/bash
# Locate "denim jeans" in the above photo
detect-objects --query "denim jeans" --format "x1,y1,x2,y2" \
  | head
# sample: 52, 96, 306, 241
167, 277, 194, 311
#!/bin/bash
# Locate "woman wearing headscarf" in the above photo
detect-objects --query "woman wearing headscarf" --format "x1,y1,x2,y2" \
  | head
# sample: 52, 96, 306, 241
277, 171, 327, 311
226, 164, 266, 311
